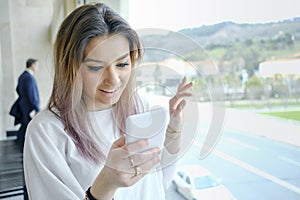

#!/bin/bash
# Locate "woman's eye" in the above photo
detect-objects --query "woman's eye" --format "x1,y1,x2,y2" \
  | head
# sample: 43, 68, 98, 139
88, 66, 103, 71
116, 62, 129, 68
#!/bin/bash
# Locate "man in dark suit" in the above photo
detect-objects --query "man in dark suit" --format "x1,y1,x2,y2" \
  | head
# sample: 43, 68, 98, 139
9, 58, 40, 200
10, 58, 40, 152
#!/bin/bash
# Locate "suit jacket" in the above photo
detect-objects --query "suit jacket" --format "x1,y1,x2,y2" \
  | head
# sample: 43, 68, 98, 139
10, 71, 40, 126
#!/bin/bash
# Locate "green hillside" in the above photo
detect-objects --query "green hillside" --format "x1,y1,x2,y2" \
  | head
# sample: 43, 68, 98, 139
141, 17, 300, 77
179, 18, 300, 46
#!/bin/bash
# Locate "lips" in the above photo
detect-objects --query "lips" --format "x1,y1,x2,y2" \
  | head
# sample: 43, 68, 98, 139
100, 89, 115, 93
99, 87, 119, 94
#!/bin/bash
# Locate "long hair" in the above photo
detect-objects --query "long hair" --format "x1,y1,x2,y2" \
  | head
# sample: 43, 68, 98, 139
48, 3, 143, 164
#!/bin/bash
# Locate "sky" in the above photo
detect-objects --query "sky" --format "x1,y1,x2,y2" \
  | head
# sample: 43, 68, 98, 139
129, 0, 300, 31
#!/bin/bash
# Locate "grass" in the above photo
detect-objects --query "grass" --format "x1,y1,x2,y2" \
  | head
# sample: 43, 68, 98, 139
227, 101, 300, 109
227, 100, 300, 121
261, 111, 300, 122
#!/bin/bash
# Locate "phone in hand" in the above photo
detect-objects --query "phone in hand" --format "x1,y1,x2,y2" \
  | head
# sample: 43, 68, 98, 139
125, 107, 169, 152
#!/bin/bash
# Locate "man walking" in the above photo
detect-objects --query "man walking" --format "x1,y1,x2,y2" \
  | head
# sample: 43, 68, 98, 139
10, 58, 40, 152
9, 58, 40, 200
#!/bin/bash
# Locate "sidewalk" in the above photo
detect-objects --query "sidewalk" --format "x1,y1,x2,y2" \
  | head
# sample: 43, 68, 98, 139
223, 107, 300, 148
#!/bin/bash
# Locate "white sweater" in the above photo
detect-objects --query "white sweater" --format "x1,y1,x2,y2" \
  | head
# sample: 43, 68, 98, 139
24, 107, 178, 200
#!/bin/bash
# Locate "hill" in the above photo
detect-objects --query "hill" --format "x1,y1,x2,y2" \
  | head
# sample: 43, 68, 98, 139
179, 17, 300, 46
140, 17, 300, 76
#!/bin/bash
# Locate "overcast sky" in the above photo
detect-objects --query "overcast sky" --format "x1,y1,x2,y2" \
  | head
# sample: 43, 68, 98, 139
129, 0, 300, 31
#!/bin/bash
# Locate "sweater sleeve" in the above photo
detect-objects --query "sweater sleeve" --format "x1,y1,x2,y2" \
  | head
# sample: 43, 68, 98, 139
24, 114, 85, 200
161, 147, 179, 190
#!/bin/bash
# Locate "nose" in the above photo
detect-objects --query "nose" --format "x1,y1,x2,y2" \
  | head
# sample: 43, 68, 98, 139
103, 66, 120, 86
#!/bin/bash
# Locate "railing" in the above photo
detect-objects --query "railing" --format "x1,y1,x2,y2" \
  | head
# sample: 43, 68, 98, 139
0, 133, 24, 198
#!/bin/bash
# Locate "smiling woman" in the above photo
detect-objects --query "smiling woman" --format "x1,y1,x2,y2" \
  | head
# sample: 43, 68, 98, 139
81, 35, 132, 111
23, 2, 193, 200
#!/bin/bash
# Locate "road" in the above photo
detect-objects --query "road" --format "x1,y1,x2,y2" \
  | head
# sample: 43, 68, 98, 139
166, 129, 300, 200
145, 95, 300, 199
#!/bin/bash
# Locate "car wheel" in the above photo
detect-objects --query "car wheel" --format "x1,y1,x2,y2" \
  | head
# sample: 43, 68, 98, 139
172, 181, 179, 192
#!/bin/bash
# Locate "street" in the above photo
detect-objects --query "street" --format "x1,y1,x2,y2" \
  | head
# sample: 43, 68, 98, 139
145, 95, 300, 200
166, 129, 300, 200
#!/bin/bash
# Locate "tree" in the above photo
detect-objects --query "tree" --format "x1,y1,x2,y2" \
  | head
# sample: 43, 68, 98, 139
245, 75, 264, 100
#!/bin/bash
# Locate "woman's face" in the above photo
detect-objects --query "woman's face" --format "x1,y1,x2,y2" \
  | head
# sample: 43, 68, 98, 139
81, 35, 132, 110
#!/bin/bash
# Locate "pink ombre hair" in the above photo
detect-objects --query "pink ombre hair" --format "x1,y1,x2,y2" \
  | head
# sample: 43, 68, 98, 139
48, 3, 143, 164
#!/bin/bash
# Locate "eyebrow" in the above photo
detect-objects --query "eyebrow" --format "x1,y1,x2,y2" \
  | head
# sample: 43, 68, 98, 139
83, 53, 130, 64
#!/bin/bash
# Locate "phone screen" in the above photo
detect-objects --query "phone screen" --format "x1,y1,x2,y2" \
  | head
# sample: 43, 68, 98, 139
125, 107, 169, 151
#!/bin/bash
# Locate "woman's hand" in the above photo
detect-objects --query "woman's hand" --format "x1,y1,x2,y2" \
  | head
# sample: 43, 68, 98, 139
91, 135, 161, 200
165, 77, 193, 154
168, 76, 193, 131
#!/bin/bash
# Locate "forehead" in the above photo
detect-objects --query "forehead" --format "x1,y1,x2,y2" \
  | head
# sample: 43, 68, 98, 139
84, 35, 130, 63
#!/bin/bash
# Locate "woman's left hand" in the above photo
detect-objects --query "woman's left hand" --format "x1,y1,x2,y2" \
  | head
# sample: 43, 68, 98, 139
168, 76, 193, 131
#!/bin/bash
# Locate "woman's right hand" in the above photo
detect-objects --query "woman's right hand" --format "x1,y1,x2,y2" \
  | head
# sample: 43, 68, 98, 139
90, 135, 161, 200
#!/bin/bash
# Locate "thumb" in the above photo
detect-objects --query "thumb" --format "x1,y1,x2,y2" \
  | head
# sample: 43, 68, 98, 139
112, 135, 126, 148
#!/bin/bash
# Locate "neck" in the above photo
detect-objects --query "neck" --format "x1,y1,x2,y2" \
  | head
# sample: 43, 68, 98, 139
27, 68, 34, 75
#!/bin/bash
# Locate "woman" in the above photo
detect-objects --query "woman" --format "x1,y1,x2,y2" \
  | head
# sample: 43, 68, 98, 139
24, 3, 192, 200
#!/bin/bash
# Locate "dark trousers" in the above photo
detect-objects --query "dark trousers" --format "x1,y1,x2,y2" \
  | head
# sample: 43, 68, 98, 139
17, 123, 29, 200
16, 120, 29, 153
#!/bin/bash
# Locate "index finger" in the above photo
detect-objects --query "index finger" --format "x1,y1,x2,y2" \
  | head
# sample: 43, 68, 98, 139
126, 139, 149, 153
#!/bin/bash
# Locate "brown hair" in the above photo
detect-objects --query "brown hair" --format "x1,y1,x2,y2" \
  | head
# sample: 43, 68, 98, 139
48, 3, 143, 163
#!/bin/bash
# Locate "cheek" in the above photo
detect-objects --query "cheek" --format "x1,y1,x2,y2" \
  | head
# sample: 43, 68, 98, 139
81, 72, 101, 95
120, 70, 131, 87
121, 66, 132, 81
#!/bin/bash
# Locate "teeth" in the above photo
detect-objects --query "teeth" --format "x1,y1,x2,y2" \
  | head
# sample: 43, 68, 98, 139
102, 89, 115, 93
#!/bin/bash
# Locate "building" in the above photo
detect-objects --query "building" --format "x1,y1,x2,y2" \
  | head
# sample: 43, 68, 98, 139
259, 58, 300, 76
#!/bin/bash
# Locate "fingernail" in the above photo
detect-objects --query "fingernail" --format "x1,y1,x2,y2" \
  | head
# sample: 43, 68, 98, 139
144, 139, 149, 145
156, 148, 161, 154
156, 157, 161, 163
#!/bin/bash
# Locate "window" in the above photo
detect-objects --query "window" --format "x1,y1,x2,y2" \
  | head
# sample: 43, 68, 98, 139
185, 176, 191, 185
177, 171, 184, 179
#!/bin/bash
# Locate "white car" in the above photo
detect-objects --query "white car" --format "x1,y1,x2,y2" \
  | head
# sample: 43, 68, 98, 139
173, 165, 236, 200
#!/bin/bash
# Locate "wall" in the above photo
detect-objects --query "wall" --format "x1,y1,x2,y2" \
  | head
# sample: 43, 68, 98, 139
0, 0, 53, 139
0, 32, 3, 137
0, 0, 128, 139
0, 0, 16, 139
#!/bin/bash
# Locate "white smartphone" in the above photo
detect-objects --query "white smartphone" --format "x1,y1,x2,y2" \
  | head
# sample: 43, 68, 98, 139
125, 107, 169, 152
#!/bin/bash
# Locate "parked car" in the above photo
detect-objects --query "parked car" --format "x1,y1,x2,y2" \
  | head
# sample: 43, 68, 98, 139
173, 165, 236, 200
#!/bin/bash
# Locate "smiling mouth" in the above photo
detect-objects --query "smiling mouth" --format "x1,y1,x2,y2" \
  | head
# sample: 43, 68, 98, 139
99, 88, 119, 94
